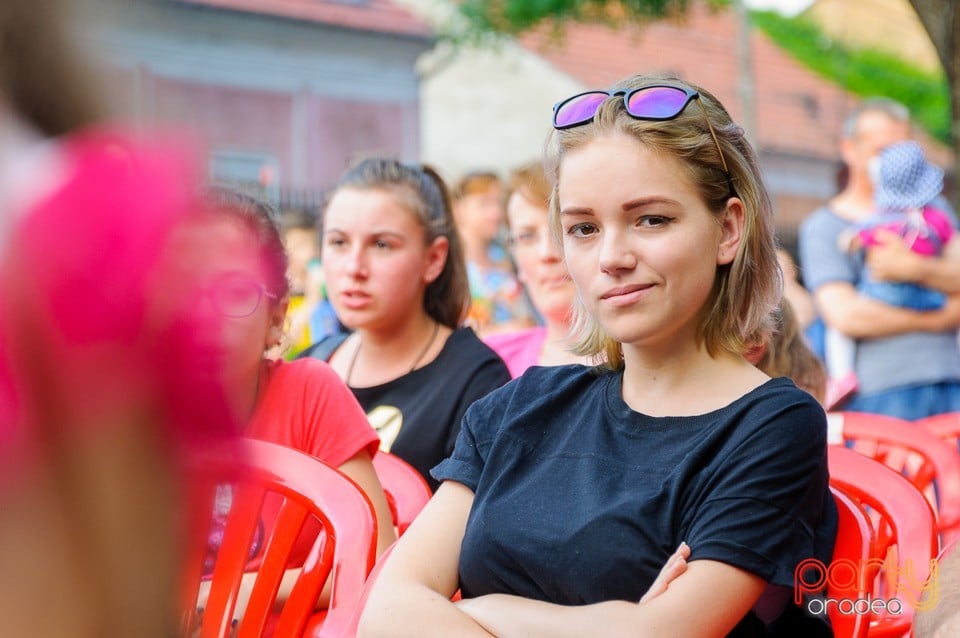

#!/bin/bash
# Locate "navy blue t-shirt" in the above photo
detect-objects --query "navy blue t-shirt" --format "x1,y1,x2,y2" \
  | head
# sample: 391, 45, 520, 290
432, 365, 837, 635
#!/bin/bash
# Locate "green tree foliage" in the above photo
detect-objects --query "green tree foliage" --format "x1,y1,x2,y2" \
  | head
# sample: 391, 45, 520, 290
454, 0, 951, 146
457, 0, 716, 35
751, 11, 949, 145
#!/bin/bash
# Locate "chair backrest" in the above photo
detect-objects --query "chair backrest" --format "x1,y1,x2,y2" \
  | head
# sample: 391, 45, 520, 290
180, 438, 378, 638
917, 411, 960, 450
372, 452, 432, 535
917, 412, 960, 547
831, 411, 960, 545
828, 446, 939, 638
822, 487, 874, 638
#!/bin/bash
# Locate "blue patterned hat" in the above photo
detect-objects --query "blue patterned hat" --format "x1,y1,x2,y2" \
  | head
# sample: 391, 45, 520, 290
874, 141, 944, 211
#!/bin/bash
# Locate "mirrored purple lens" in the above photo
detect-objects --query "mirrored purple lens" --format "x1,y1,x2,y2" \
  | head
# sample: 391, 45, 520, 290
554, 92, 608, 128
626, 86, 690, 119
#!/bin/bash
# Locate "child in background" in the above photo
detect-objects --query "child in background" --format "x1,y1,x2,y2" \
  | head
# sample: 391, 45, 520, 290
280, 210, 345, 356
747, 299, 828, 406
825, 140, 953, 408
452, 171, 535, 335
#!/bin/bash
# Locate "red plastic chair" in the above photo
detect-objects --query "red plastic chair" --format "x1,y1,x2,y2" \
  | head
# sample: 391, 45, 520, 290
818, 487, 874, 638
828, 446, 939, 638
917, 411, 960, 450
830, 411, 960, 546
372, 452, 432, 536
304, 454, 430, 638
180, 438, 378, 638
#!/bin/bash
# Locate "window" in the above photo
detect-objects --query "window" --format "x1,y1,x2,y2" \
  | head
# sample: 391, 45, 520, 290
208, 150, 280, 205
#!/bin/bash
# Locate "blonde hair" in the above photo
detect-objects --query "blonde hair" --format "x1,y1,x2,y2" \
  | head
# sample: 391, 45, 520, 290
547, 73, 782, 369
452, 171, 501, 201
755, 300, 826, 404
507, 160, 551, 210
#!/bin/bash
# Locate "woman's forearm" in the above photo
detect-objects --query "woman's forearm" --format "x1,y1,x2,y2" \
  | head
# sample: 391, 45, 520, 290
456, 595, 655, 638
358, 482, 485, 637
358, 584, 496, 638
454, 558, 761, 638
818, 285, 960, 337
451, 542, 691, 638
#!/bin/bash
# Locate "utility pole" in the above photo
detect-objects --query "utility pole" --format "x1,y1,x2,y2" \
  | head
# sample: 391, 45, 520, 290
734, 0, 756, 144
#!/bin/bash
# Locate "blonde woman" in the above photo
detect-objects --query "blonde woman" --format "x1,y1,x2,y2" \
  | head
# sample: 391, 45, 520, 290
360, 76, 836, 638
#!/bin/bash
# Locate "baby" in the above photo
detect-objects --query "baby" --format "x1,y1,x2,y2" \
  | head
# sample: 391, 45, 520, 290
856, 140, 952, 308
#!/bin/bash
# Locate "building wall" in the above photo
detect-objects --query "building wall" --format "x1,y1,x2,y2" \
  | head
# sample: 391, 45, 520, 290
395, 0, 862, 236
418, 41, 581, 182
88, 1, 429, 199
759, 149, 841, 229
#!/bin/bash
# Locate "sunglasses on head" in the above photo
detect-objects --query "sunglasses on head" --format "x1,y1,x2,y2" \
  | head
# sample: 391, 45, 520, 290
553, 84, 735, 195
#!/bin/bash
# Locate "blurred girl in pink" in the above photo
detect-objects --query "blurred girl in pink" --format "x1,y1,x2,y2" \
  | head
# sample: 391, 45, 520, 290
0, 1, 240, 635
0, 2, 264, 636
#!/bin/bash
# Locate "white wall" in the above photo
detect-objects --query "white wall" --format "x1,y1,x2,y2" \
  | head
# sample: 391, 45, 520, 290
418, 41, 581, 181
393, 0, 582, 181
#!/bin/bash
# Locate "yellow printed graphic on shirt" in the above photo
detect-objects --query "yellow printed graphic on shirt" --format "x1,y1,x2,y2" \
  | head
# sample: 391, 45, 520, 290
367, 405, 402, 453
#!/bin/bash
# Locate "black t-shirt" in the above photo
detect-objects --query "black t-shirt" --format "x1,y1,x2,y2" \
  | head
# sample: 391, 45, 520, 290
303, 327, 510, 491
432, 365, 837, 636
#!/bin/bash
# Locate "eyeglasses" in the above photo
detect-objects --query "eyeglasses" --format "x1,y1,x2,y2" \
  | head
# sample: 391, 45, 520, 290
205, 274, 278, 318
552, 84, 734, 194
508, 228, 552, 252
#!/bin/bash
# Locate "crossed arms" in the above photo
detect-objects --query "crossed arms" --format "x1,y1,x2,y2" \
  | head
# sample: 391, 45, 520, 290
358, 481, 766, 638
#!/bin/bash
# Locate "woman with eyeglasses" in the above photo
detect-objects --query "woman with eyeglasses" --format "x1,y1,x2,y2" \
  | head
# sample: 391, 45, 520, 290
484, 160, 590, 377
301, 159, 511, 491
189, 188, 396, 620
359, 75, 836, 638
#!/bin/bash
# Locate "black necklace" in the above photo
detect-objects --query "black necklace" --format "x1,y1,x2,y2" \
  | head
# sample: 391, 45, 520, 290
346, 321, 440, 386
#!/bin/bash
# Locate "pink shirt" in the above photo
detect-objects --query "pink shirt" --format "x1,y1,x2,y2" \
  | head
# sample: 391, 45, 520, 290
858, 206, 954, 256
0, 128, 235, 482
484, 327, 547, 379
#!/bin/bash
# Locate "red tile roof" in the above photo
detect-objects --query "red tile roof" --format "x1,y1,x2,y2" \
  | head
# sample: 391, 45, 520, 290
177, 0, 432, 39
519, 4, 858, 160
